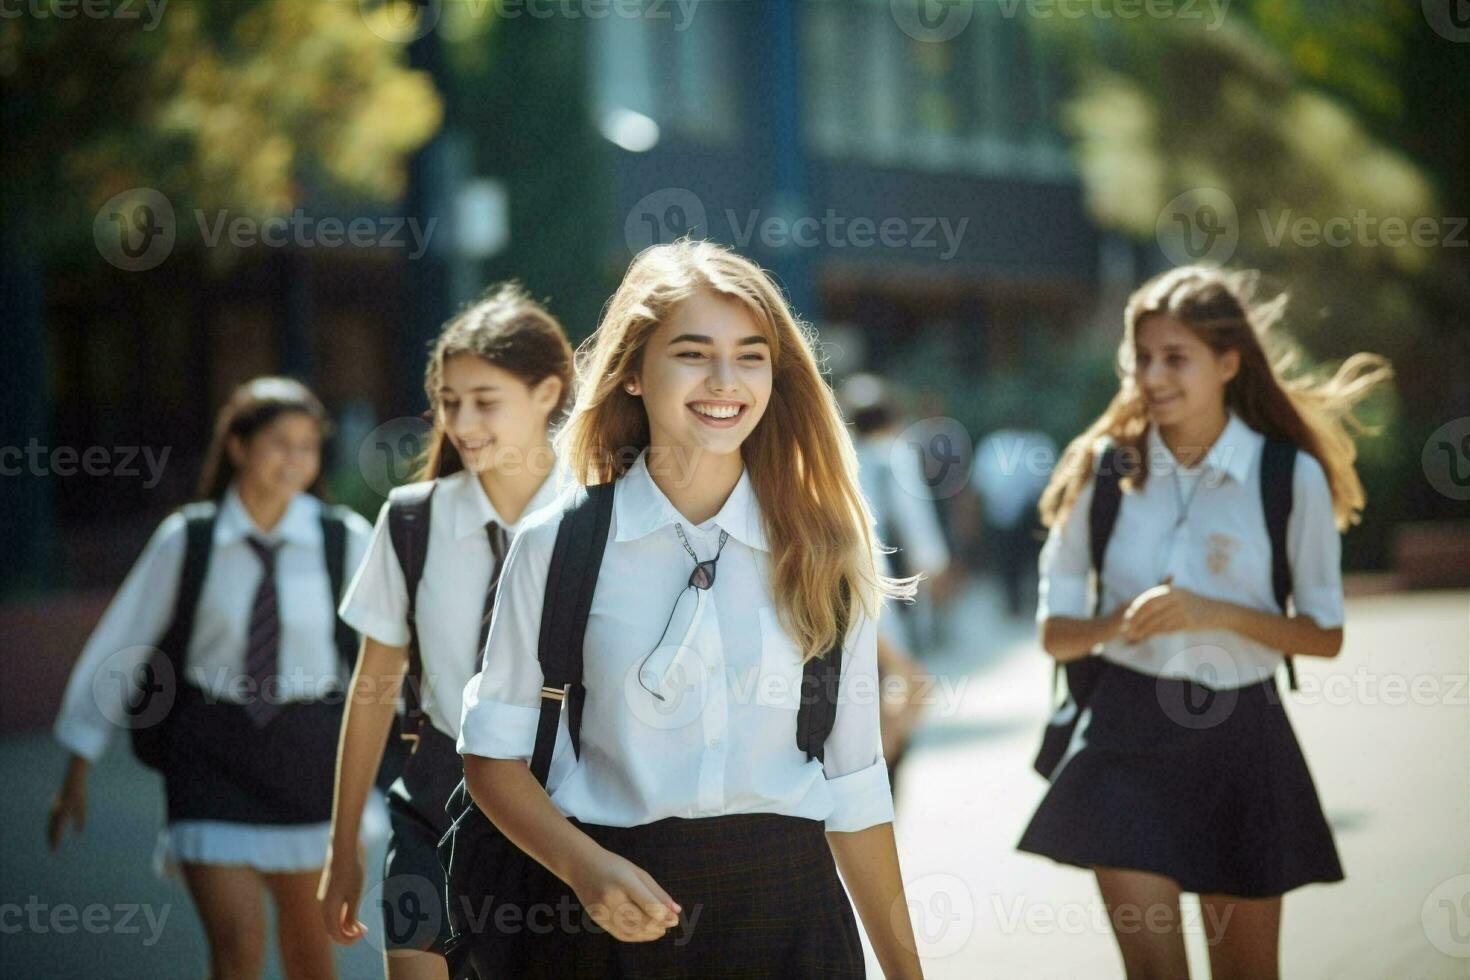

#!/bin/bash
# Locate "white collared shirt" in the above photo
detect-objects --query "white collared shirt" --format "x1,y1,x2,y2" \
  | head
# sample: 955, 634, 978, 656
53, 488, 373, 763
339, 466, 567, 740
1036, 412, 1345, 688
458, 450, 895, 833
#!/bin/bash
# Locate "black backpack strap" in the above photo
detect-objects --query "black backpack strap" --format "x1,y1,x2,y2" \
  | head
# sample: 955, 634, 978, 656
319, 506, 358, 675
1259, 438, 1299, 691
795, 579, 851, 763
158, 502, 219, 673
530, 482, 615, 784
388, 481, 437, 741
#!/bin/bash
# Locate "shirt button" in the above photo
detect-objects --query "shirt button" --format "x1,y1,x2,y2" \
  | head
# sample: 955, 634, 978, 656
708, 737, 721, 749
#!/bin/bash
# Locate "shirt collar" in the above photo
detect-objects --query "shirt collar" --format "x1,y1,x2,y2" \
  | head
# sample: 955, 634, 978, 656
1146, 411, 1260, 486
449, 463, 566, 540
215, 484, 322, 547
613, 449, 769, 552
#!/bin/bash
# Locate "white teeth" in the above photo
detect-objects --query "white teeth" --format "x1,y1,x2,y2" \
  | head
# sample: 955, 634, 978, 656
691, 403, 740, 420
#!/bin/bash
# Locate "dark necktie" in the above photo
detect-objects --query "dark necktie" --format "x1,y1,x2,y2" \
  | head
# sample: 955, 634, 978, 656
476, 521, 510, 672
243, 536, 283, 727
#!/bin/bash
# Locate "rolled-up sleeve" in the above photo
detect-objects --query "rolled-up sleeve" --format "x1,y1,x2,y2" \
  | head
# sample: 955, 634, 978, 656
457, 513, 561, 761
1035, 476, 1094, 623
1286, 453, 1344, 629
821, 606, 896, 832
54, 513, 184, 763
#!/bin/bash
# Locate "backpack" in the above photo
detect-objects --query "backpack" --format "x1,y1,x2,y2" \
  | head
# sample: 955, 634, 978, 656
436, 481, 850, 978
130, 501, 360, 772
386, 480, 438, 747
1031, 438, 1300, 780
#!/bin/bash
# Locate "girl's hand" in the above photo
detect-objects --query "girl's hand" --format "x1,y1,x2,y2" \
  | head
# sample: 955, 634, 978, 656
569, 847, 681, 943
46, 756, 89, 851
1121, 576, 1220, 641
318, 840, 368, 945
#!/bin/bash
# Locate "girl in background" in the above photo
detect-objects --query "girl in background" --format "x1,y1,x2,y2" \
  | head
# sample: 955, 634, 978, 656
319, 284, 572, 980
1019, 266, 1391, 980
49, 376, 373, 980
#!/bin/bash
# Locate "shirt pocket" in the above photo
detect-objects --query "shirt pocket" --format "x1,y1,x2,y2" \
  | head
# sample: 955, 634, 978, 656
757, 607, 803, 711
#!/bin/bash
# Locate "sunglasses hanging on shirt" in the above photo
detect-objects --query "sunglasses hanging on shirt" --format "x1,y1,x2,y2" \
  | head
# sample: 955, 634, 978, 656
637, 524, 729, 702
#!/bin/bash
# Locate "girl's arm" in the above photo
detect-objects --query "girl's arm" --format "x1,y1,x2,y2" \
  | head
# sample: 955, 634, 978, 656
1122, 584, 1343, 657
463, 755, 679, 943
827, 823, 923, 980
319, 635, 406, 944
1040, 606, 1126, 662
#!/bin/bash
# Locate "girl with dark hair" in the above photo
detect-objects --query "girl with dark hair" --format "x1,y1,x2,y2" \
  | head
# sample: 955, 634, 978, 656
319, 283, 573, 980
1018, 266, 1392, 980
48, 376, 373, 980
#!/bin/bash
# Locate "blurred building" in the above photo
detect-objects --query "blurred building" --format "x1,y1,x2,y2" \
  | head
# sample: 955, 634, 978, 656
16, 0, 1122, 596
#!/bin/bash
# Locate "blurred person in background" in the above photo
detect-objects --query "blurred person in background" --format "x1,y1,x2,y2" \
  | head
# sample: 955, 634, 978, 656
47, 377, 374, 980
972, 421, 1057, 618
320, 285, 573, 980
1019, 266, 1392, 980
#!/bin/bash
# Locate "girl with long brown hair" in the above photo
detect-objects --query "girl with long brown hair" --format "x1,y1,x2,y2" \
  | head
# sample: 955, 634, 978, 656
48, 376, 374, 979
319, 283, 572, 980
1018, 265, 1392, 980
456, 240, 924, 977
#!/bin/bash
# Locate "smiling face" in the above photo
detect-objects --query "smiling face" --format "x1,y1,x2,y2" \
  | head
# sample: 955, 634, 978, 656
228, 411, 322, 501
626, 289, 774, 462
438, 352, 561, 473
1133, 313, 1239, 430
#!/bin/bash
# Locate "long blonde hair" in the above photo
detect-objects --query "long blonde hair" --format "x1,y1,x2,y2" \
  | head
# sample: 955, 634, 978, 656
560, 240, 912, 662
1041, 265, 1393, 532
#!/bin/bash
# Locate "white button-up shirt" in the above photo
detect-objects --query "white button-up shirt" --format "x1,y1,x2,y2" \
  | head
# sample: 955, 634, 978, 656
458, 450, 895, 833
339, 467, 566, 740
1036, 412, 1345, 688
54, 488, 373, 762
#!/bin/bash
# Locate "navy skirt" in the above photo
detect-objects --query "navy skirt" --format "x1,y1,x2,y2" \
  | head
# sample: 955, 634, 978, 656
381, 722, 463, 954
1018, 659, 1344, 898
503, 812, 864, 979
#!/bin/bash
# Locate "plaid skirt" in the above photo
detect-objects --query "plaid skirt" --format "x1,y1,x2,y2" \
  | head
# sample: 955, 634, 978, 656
501, 812, 864, 979
1018, 659, 1344, 898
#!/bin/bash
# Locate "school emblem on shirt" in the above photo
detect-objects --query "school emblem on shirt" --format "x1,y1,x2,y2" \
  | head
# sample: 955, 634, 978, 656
1206, 533, 1240, 575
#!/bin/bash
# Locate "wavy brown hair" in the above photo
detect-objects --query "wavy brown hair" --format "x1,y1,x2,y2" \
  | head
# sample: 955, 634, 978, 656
197, 376, 332, 501
413, 282, 574, 481
1041, 265, 1393, 532
560, 240, 912, 662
